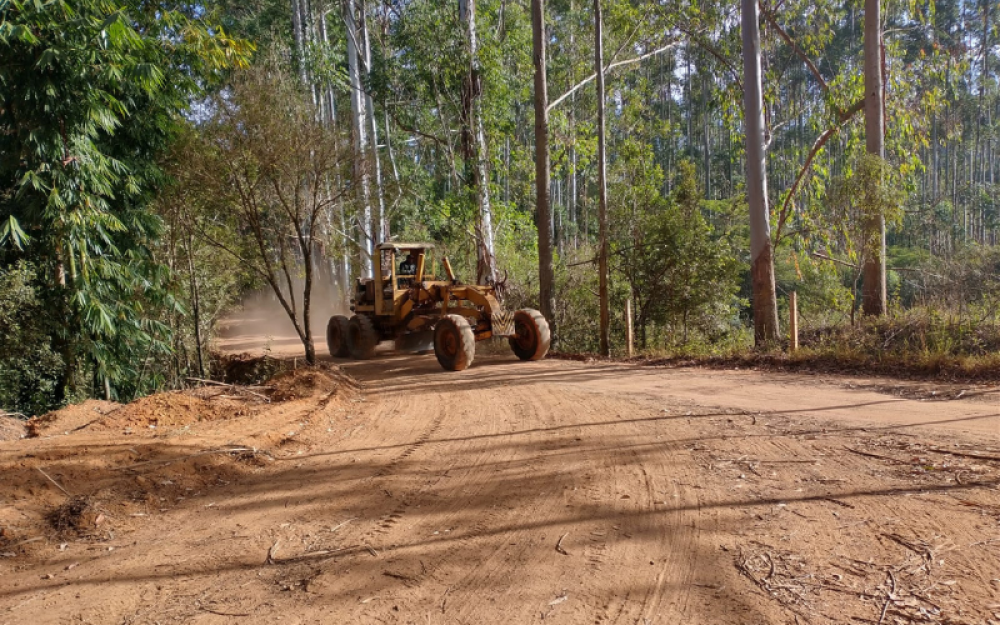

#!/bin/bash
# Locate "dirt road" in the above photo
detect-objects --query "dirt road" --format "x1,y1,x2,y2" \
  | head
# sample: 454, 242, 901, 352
2, 349, 1000, 624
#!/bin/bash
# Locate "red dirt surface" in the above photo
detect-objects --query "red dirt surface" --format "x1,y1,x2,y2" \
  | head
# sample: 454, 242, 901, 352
1, 344, 999, 624
0, 415, 25, 442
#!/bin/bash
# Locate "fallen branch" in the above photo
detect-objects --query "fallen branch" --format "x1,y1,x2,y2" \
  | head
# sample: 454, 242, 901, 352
199, 607, 251, 618
877, 569, 897, 625
844, 446, 908, 465
36, 467, 72, 497
881, 533, 932, 562
925, 447, 1000, 463
555, 533, 570, 556
186, 377, 271, 403
328, 518, 357, 533
822, 497, 855, 509
265, 539, 280, 565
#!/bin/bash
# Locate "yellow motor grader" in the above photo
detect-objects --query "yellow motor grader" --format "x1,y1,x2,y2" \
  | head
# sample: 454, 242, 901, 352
326, 243, 550, 371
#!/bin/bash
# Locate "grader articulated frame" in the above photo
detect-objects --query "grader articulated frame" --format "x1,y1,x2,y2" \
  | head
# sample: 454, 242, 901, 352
326, 243, 550, 371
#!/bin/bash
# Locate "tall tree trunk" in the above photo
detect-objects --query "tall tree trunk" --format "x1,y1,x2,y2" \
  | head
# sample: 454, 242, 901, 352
185, 234, 205, 379
291, 0, 308, 84
359, 3, 387, 243
976, 0, 989, 188
594, 0, 610, 357
344, 0, 374, 277
741, 0, 779, 344
568, 0, 578, 249
532, 0, 556, 333
862, 0, 886, 315
703, 73, 711, 198
319, 10, 338, 127
460, 0, 497, 285
302, 242, 317, 365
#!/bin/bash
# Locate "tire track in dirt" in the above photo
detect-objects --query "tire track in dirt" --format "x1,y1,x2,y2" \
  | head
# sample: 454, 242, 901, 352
6, 354, 1000, 625
429, 385, 571, 622
297, 378, 541, 612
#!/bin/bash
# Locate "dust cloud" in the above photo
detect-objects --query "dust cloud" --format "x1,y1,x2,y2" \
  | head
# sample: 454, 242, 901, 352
214, 271, 350, 357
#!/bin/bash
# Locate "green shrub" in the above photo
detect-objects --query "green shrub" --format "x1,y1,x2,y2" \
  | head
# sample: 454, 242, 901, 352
0, 262, 65, 416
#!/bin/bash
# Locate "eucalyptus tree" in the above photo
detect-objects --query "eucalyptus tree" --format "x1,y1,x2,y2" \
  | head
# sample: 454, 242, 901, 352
741, 0, 779, 342
532, 0, 556, 333
862, 0, 886, 315
594, 0, 610, 356
460, 0, 498, 285
343, 0, 375, 277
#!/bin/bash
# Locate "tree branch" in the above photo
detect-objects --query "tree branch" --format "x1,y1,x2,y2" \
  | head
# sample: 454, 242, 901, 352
677, 27, 743, 93
547, 41, 681, 113
774, 98, 864, 244
759, 1, 828, 91
386, 108, 450, 148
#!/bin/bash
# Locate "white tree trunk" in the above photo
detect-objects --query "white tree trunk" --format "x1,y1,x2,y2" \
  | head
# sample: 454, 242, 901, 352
343, 0, 374, 277
740, 0, 779, 343
358, 2, 388, 243
461, 0, 497, 284
291, 0, 308, 84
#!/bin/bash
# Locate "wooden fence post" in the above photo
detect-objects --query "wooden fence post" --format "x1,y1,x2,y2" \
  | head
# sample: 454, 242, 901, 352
789, 291, 799, 352
625, 297, 634, 358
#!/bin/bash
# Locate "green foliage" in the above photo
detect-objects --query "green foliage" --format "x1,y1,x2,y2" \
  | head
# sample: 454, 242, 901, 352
0, 0, 252, 406
163, 57, 351, 364
826, 154, 906, 263
0, 263, 65, 415
775, 251, 854, 325
611, 153, 742, 349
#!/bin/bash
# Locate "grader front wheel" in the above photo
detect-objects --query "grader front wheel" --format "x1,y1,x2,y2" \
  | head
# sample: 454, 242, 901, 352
434, 314, 476, 371
326, 315, 350, 358
509, 308, 551, 361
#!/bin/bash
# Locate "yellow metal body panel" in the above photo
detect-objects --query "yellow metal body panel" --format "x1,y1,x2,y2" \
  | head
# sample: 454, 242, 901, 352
347, 242, 511, 341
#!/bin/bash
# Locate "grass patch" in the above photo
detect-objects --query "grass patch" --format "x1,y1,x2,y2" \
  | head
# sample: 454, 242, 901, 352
556, 308, 1000, 383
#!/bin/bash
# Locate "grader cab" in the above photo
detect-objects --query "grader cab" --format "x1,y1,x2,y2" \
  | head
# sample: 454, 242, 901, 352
326, 243, 550, 371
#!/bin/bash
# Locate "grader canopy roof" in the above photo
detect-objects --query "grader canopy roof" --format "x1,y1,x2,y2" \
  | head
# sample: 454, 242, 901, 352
375, 242, 435, 252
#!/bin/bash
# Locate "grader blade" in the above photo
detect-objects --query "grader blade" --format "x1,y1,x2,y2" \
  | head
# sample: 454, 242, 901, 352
395, 330, 434, 354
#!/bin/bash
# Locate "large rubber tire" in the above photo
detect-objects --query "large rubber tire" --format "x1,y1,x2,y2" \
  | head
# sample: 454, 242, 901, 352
509, 308, 551, 361
326, 315, 350, 358
348, 315, 379, 360
434, 314, 476, 371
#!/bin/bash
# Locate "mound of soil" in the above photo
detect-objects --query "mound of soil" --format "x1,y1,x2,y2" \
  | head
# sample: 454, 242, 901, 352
268, 363, 356, 401
0, 414, 26, 441
0, 363, 356, 557
91, 392, 250, 433
26, 400, 120, 438
23, 365, 353, 439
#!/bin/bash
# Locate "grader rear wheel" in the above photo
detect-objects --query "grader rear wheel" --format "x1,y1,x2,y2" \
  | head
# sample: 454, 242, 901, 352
326, 315, 350, 358
509, 308, 551, 361
434, 314, 476, 371
348, 315, 378, 360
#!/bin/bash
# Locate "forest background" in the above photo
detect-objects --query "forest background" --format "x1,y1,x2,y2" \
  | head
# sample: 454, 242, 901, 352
1, 0, 999, 415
